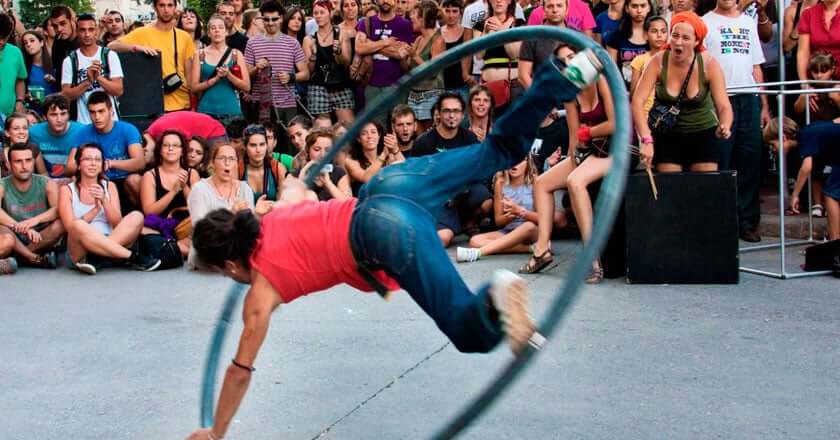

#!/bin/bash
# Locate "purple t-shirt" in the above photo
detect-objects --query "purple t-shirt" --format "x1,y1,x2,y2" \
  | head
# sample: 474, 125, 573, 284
356, 15, 413, 87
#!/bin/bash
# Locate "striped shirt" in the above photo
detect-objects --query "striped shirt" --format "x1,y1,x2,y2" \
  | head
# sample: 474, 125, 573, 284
244, 33, 305, 109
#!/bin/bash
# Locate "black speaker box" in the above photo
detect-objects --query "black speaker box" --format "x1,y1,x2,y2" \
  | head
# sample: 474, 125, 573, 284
117, 52, 164, 118
804, 239, 840, 271
625, 171, 739, 284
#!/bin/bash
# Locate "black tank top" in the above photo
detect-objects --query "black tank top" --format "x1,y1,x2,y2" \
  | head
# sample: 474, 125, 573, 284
153, 167, 188, 218
443, 32, 466, 89
313, 27, 351, 88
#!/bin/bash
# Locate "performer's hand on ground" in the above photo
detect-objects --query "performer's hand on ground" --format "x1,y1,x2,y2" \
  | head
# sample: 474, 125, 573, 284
185, 427, 215, 440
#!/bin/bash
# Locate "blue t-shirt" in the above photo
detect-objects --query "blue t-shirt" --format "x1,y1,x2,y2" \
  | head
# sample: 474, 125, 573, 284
71, 121, 141, 180
29, 121, 84, 177
594, 11, 620, 37
28, 64, 58, 96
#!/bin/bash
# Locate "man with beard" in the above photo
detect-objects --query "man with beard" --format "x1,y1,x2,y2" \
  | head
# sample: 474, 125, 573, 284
101, 10, 126, 44
355, 0, 413, 124
48, 6, 79, 86
0, 143, 64, 274
109, 0, 197, 113
386, 104, 417, 155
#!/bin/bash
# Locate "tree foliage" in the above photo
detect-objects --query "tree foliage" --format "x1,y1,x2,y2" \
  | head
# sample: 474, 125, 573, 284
187, 0, 219, 22
17, 0, 94, 28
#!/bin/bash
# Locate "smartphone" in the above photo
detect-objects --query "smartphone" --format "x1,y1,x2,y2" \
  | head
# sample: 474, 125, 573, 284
321, 164, 334, 174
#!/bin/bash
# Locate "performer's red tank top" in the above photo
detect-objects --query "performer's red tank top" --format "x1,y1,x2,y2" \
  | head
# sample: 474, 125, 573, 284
249, 198, 400, 303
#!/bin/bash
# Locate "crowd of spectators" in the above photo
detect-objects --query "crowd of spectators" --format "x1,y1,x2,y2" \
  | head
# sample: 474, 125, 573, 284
1, 0, 839, 280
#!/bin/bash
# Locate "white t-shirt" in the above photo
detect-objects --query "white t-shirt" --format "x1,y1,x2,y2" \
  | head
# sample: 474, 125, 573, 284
61, 47, 124, 124
462, 0, 526, 75
702, 11, 765, 92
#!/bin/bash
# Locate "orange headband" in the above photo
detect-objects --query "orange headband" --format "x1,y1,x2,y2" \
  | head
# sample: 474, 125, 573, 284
669, 11, 707, 52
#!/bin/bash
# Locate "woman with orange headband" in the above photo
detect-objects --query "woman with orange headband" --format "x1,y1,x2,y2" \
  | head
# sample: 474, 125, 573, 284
632, 11, 732, 173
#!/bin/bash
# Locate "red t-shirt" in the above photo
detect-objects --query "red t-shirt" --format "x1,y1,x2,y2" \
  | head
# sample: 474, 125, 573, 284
250, 198, 400, 304
145, 111, 227, 141
798, 4, 840, 73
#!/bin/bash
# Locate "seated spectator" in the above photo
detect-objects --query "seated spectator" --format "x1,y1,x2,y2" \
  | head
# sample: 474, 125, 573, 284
2, 113, 48, 176
304, 2, 356, 125
523, 45, 615, 282
629, 15, 668, 108
58, 143, 160, 275
345, 121, 403, 195
388, 104, 418, 154
61, 14, 124, 124
633, 11, 732, 173
464, 85, 494, 141
0, 13, 28, 119
297, 127, 353, 200
68, 91, 145, 210
191, 15, 251, 123
187, 142, 256, 268
604, 0, 653, 88
456, 157, 538, 263
788, 119, 840, 240
594, 0, 624, 44
238, 124, 287, 201
187, 135, 212, 177
405, 0, 446, 133
0, 143, 64, 273
286, 115, 312, 172
28, 94, 83, 178
140, 130, 200, 256
21, 30, 58, 99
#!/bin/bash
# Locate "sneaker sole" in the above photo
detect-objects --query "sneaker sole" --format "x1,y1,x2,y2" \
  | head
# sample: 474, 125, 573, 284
76, 263, 97, 275
492, 270, 535, 355
135, 259, 162, 272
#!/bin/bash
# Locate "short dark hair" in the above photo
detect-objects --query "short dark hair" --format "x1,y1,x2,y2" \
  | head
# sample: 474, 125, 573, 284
193, 209, 262, 268
260, 0, 286, 16
441, 0, 464, 9
43, 94, 70, 114
225, 117, 248, 139
288, 115, 313, 130
86, 91, 112, 108
49, 6, 74, 21
153, 0, 179, 7
108, 10, 125, 21
76, 13, 97, 25
0, 13, 13, 40
434, 91, 465, 112
8, 142, 37, 160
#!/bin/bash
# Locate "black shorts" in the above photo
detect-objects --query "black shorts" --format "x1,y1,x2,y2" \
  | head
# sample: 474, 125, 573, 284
653, 127, 719, 168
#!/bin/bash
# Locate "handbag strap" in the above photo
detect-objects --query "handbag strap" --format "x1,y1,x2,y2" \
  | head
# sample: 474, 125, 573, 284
674, 53, 697, 107
173, 29, 179, 71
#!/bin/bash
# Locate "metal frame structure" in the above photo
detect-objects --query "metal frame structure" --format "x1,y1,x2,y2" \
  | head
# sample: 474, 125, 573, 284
723, 4, 837, 278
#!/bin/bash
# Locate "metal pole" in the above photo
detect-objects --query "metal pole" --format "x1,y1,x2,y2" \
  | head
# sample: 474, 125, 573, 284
727, 79, 840, 89
777, 0, 787, 279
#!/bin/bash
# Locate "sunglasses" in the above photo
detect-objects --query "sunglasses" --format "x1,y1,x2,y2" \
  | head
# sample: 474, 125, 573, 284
243, 124, 267, 137
810, 66, 834, 74
261, 16, 281, 22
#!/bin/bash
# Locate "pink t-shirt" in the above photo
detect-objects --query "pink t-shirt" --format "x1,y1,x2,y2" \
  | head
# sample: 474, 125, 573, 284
250, 198, 400, 304
145, 111, 227, 141
527, 0, 595, 31
798, 3, 840, 73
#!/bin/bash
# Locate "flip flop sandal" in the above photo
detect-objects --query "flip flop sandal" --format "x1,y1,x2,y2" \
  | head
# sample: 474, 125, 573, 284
812, 204, 826, 218
784, 208, 797, 216
518, 249, 554, 274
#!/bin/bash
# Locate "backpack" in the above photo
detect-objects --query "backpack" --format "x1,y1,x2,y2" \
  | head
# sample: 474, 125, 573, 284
238, 158, 284, 195
69, 47, 119, 118
139, 234, 184, 270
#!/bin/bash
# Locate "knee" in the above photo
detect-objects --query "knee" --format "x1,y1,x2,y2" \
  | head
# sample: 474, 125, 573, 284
124, 211, 145, 228
125, 174, 142, 193
521, 221, 537, 233
437, 229, 454, 247
468, 235, 482, 248
566, 173, 588, 194
0, 230, 15, 254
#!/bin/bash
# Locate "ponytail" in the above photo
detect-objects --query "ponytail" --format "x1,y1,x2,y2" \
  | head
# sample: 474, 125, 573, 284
193, 209, 262, 268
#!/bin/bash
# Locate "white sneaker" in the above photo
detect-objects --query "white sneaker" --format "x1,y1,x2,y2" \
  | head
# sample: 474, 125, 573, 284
75, 258, 97, 275
490, 270, 536, 355
456, 247, 481, 263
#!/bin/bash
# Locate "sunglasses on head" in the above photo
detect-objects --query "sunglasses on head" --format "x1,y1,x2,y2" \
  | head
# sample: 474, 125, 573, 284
243, 124, 267, 137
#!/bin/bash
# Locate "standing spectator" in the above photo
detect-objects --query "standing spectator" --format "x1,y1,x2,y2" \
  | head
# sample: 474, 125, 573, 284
283, 6, 307, 46
388, 104, 418, 154
191, 15, 251, 123
29, 94, 83, 178
339, 0, 361, 39
345, 121, 403, 194
21, 31, 57, 99
704, 0, 770, 242
441, 0, 472, 98
354, 0, 414, 124
58, 143, 160, 274
472, 0, 526, 113
102, 11, 126, 45
304, 1, 355, 124
406, 0, 446, 133
232, 0, 249, 32
796, 0, 840, 82
594, 0, 624, 44
0, 143, 63, 271
69, 92, 145, 210
0, 13, 27, 119
48, 6, 78, 86
630, 15, 669, 101
61, 14, 124, 125
605, 0, 653, 88
214, 1, 249, 53
244, 1, 309, 139
527, 0, 595, 36
243, 9, 264, 38
633, 12, 733, 173
463, 0, 526, 84
178, 8, 204, 46
109, 0, 198, 113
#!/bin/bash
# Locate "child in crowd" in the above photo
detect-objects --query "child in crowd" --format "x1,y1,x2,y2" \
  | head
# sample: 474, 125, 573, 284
456, 156, 539, 263
629, 15, 668, 111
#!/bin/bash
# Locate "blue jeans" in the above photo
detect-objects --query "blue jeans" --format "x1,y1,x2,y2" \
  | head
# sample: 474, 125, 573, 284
350, 58, 585, 353
798, 121, 840, 201
717, 94, 763, 231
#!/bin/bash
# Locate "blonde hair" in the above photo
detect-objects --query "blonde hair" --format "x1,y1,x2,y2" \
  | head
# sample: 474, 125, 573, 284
497, 155, 538, 186
762, 116, 798, 143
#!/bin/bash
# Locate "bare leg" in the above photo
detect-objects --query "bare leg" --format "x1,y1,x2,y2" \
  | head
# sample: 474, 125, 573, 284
656, 163, 683, 173
825, 196, 840, 240
335, 108, 354, 125
438, 228, 455, 247
532, 158, 576, 255
567, 156, 612, 270
66, 229, 88, 263
477, 223, 538, 256
690, 162, 718, 172
177, 237, 191, 257
0, 228, 15, 258
109, 211, 145, 247
72, 220, 132, 260
27, 220, 66, 254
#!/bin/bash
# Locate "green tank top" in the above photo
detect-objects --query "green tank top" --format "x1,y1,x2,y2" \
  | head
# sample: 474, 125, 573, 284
1, 174, 48, 221
411, 31, 445, 92
655, 51, 718, 133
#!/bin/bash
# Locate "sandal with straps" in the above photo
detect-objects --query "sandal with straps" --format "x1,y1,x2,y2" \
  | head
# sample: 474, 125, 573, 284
519, 249, 554, 274
585, 267, 604, 284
